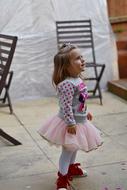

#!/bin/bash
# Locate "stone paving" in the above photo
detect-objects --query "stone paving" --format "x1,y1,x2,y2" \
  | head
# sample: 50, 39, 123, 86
0, 92, 127, 190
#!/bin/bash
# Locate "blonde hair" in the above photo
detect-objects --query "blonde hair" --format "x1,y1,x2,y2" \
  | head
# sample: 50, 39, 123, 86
52, 43, 77, 87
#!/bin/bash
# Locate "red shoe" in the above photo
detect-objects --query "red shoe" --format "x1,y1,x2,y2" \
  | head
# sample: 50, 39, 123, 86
68, 163, 87, 178
56, 172, 71, 190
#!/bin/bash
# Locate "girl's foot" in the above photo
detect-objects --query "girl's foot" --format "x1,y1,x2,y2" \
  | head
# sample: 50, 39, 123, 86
68, 163, 87, 178
56, 172, 71, 190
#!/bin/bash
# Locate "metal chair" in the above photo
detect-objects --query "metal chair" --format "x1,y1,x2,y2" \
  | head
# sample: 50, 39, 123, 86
56, 20, 105, 104
0, 34, 21, 145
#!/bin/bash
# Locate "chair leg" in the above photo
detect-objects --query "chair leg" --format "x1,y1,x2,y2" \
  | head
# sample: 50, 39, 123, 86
97, 87, 103, 105
3, 71, 13, 102
6, 90, 13, 114
0, 128, 22, 145
93, 65, 105, 105
92, 80, 102, 105
1, 71, 13, 113
94, 65, 105, 92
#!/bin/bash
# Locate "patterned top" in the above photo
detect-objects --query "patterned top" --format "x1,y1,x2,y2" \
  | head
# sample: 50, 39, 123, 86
57, 77, 88, 126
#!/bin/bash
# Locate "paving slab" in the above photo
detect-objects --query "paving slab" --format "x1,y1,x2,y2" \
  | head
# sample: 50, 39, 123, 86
72, 162, 127, 190
87, 92, 127, 116
93, 112, 127, 136
76, 136, 127, 168
13, 97, 58, 126
0, 144, 56, 180
0, 173, 56, 190
0, 112, 19, 127
0, 91, 127, 190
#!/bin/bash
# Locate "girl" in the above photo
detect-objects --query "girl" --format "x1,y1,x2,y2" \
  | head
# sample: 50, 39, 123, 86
38, 43, 103, 190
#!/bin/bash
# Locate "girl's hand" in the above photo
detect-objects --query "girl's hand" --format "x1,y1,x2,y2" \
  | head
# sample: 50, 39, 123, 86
87, 112, 93, 121
67, 125, 76, 134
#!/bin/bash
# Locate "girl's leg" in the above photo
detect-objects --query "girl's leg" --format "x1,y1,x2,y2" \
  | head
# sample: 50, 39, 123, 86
57, 147, 75, 190
68, 150, 87, 177
70, 150, 77, 164
59, 146, 74, 175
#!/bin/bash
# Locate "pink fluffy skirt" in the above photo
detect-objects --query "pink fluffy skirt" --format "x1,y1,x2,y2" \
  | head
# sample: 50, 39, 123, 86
38, 115, 103, 152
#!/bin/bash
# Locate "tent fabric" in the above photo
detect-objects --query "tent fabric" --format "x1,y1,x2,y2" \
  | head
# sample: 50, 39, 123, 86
0, 0, 118, 101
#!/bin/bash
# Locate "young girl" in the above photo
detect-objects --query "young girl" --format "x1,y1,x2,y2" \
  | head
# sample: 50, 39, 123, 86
38, 43, 103, 190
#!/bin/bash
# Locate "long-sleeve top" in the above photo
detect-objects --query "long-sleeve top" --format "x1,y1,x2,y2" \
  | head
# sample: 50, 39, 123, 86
57, 77, 88, 126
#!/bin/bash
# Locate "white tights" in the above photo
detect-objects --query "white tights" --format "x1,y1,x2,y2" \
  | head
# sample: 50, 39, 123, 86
59, 146, 77, 175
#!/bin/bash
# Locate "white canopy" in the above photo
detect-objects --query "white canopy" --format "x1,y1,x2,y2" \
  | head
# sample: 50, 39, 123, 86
0, 0, 118, 100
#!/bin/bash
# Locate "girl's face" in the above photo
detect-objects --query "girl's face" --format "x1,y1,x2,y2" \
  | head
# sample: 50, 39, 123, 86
68, 48, 85, 77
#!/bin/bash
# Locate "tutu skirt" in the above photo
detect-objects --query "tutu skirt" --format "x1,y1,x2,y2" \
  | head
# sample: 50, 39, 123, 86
38, 115, 103, 152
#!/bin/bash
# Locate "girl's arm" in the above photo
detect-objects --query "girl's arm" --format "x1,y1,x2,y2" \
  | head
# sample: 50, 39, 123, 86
58, 81, 77, 132
87, 112, 93, 120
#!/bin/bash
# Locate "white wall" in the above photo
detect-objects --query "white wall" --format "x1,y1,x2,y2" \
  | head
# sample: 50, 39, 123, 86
0, 0, 118, 100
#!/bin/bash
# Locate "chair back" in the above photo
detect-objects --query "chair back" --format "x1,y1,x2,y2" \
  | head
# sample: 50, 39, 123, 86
56, 20, 96, 63
0, 34, 17, 95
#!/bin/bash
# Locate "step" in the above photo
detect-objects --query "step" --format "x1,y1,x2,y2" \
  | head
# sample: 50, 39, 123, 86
118, 50, 127, 56
117, 40, 127, 50
108, 79, 127, 100
117, 50, 127, 78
